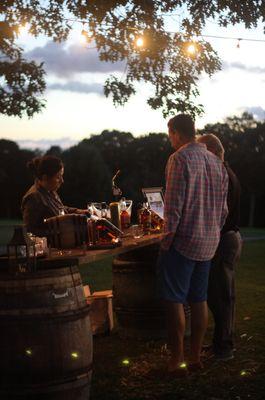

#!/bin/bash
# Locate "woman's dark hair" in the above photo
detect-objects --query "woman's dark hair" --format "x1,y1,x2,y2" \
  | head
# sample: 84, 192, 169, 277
27, 155, 63, 179
167, 114, 196, 139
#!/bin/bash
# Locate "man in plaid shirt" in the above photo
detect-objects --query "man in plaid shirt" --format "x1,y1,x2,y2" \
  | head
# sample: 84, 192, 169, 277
158, 114, 228, 375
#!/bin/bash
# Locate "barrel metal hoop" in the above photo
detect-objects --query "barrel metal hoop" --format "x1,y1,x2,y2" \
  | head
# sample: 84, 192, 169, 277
0, 304, 91, 323
0, 366, 93, 395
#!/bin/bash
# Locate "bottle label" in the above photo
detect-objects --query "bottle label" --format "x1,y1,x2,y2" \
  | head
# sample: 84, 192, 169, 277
143, 217, 151, 232
121, 211, 130, 229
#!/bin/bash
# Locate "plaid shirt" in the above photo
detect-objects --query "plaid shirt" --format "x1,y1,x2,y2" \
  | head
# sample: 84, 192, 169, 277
162, 142, 228, 261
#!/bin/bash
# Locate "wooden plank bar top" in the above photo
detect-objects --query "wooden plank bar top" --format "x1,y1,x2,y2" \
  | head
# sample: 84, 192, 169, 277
47, 232, 163, 266
0, 233, 162, 270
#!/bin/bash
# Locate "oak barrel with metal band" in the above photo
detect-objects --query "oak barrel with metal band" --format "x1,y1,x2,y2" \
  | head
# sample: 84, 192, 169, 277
0, 264, 92, 400
45, 214, 88, 249
112, 243, 190, 339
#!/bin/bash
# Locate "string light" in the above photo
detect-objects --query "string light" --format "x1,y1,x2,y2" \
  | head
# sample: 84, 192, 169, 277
18, 23, 29, 36
56, 16, 265, 45
79, 21, 94, 45
122, 359, 130, 365
80, 29, 89, 45
186, 42, 198, 56
197, 33, 265, 43
13, 16, 265, 50
135, 37, 144, 47
237, 38, 242, 48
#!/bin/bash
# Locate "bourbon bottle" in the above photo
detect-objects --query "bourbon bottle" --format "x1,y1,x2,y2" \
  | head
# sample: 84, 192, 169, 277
141, 203, 151, 234
120, 197, 130, 230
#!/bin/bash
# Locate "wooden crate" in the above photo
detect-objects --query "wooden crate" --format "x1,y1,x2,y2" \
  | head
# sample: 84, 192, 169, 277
84, 286, 114, 336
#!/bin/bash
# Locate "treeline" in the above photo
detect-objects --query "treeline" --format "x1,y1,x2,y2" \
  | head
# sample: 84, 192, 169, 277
0, 112, 265, 227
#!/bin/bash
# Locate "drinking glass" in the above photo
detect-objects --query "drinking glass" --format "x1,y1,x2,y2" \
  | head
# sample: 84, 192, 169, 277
131, 225, 143, 239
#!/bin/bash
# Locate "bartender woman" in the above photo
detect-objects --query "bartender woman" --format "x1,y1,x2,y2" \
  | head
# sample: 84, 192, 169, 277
22, 155, 87, 236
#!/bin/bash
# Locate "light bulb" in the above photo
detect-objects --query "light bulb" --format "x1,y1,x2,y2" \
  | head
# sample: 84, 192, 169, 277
19, 23, 29, 36
136, 37, 144, 47
187, 43, 197, 55
80, 29, 93, 45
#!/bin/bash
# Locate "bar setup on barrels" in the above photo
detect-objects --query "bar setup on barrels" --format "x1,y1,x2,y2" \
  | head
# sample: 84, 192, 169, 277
0, 177, 167, 400
0, 177, 191, 399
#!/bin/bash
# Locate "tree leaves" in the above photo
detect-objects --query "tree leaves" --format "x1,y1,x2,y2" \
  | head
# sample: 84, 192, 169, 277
0, 1, 264, 117
0, 57, 46, 117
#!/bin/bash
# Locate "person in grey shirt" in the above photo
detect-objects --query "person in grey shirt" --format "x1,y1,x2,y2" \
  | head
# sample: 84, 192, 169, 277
22, 155, 87, 236
197, 134, 242, 361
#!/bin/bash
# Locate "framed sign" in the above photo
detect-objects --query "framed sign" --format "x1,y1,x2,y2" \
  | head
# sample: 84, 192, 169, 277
141, 187, 164, 219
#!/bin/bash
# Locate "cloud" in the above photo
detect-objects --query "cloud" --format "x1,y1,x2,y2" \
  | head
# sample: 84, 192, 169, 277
238, 106, 265, 120
222, 61, 265, 74
47, 81, 104, 95
17, 137, 78, 150
26, 41, 125, 77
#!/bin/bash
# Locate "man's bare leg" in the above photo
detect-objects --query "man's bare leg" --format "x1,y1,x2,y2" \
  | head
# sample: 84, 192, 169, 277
190, 301, 208, 364
165, 301, 185, 371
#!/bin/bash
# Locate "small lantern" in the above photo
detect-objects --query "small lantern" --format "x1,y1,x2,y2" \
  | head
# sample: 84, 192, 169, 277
7, 225, 36, 273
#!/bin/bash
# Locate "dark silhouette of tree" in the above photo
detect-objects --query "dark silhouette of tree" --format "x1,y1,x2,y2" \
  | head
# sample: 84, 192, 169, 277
45, 146, 63, 158
1, 1, 264, 117
200, 113, 265, 227
1, 119, 265, 227
84, 130, 172, 203
86, 130, 135, 175
61, 141, 112, 207
0, 139, 35, 218
122, 133, 172, 201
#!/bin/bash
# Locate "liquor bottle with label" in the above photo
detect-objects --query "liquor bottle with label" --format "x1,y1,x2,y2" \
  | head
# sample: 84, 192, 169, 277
150, 210, 164, 231
110, 202, 121, 230
141, 203, 151, 234
137, 203, 144, 226
120, 197, 130, 230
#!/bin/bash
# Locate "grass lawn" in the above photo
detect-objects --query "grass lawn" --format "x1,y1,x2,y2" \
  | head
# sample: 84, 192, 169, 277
85, 240, 265, 400
0, 220, 264, 398
240, 228, 265, 238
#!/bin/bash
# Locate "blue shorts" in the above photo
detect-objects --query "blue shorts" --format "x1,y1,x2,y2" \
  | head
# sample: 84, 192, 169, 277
157, 246, 211, 303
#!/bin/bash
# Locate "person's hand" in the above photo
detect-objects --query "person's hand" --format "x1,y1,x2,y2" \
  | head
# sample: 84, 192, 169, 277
76, 209, 90, 215
160, 232, 174, 251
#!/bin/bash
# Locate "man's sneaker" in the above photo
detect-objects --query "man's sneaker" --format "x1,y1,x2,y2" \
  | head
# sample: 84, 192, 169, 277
201, 345, 215, 359
188, 361, 204, 373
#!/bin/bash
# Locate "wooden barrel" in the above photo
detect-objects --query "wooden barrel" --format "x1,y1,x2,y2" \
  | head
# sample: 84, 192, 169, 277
0, 264, 92, 400
112, 243, 165, 338
45, 214, 88, 249
112, 243, 191, 339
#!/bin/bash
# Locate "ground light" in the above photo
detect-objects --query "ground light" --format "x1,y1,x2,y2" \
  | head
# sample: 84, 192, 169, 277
180, 362, 187, 368
240, 370, 250, 377
25, 348, 32, 356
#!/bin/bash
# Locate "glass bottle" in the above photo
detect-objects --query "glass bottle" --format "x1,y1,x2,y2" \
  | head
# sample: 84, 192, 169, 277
120, 197, 130, 230
110, 202, 121, 230
141, 203, 151, 234
137, 203, 144, 226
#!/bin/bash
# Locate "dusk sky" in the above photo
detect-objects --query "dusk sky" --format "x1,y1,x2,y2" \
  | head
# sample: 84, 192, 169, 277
1, 17, 265, 150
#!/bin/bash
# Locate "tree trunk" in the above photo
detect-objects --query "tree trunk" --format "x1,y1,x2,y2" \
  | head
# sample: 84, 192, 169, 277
248, 193, 256, 228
